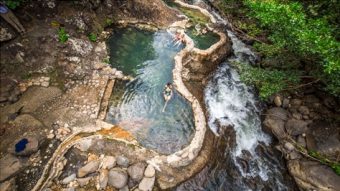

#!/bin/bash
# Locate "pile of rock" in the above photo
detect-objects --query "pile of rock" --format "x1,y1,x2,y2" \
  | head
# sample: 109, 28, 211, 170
0, 78, 21, 106
18, 76, 51, 93
59, 155, 156, 191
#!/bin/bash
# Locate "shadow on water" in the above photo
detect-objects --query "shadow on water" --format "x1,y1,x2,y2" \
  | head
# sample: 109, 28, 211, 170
106, 28, 195, 154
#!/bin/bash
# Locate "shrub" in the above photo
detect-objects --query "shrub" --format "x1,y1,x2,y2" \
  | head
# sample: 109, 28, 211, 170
58, 28, 69, 43
4, 0, 24, 9
88, 33, 97, 42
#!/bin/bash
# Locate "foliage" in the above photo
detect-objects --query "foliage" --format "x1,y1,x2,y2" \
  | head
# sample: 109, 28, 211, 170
103, 58, 109, 64
231, 61, 300, 99
244, 0, 340, 95
88, 33, 97, 42
105, 18, 113, 27
236, 21, 262, 37
4, 0, 24, 9
308, 150, 340, 176
58, 28, 69, 43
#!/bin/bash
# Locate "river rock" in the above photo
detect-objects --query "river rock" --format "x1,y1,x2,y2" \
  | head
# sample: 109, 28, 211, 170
285, 119, 308, 136
263, 107, 289, 139
61, 173, 76, 184
101, 156, 116, 169
274, 95, 282, 107
138, 177, 155, 191
116, 156, 129, 167
9, 136, 39, 156
97, 169, 108, 190
77, 160, 100, 178
0, 154, 23, 182
77, 177, 92, 187
298, 106, 310, 115
108, 168, 128, 189
127, 162, 146, 182
144, 165, 155, 177
119, 185, 129, 191
288, 159, 340, 191
0, 178, 16, 191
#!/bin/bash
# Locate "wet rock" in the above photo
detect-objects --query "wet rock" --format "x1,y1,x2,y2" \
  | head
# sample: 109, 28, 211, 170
144, 165, 155, 178
0, 154, 23, 182
108, 168, 128, 189
285, 119, 308, 136
0, 178, 16, 191
77, 177, 91, 187
97, 169, 108, 190
263, 107, 289, 139
77, 160, 100, 178
127, 162, 146, 182
62, 173, 76, 184
116, 156, 129, 167
288, 159, 340, 191
138, 177, 155, 191
9, 136, 39, 156
101, 156, 116, 169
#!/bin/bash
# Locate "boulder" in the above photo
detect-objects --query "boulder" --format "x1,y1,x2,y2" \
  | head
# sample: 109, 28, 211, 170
288, 159, 340, 191
77, 160, 100, 178
127, 162, 146, 182
144, 165, 155, 178
101, 156, 116, 169
138, 177, 155, 191
108, 168, 128, 189
77, 177, 92, 187
285, 119, 308, 136
116, 156, 129, 168
97, 169, 108, 190
9, 136, 39, 156
273, 95, 282, 107
263, 107, 289, 139
0, 154, 23, 182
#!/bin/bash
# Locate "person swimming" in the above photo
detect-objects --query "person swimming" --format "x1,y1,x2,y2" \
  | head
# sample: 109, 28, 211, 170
162, 83, 173, 112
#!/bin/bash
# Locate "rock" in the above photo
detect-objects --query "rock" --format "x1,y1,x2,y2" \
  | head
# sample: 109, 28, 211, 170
0, 154, 23, 182
77, 160, 100, 178
263, 118, 286, 139
9, 136, 39, 156
116, 156, 129, 167
138, 177, 155, 191
68, 38, 93, 57
144, 165, 155, 178
101, 156, 116, 169
285, 119, 308, 136
77, 177, 92, 187
0, 178, 16, 191
115, 71, 124, 79
119, 185, 129, 191
284, 142, 295, 152
41, 81, 50, 87
274, 95, 282, 107
288, 159, 340, 191
298, 106, 310, 115
282, 98, 290, 108
127, 162, 146, 182
108, 168, 128, 189
289, 151, 301, 160
61, 173, 76, 184
290, 99, 302, 107
292, 112, 302, 120
266, 107, 289, 121
0, 27, 15, 42
94, 63, 106, 70
97, 169, 108, 190
297, 135, 306, 148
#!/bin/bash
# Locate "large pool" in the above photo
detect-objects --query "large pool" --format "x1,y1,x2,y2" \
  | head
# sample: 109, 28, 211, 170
106, 28, 195, 154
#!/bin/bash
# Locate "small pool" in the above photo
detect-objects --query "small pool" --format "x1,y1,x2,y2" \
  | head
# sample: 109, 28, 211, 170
106, 28, 195, 154
186, 27, 220, 49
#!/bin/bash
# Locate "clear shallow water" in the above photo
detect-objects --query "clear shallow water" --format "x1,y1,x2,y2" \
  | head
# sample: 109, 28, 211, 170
106, 29, 195, 154
186, 27, 220, 50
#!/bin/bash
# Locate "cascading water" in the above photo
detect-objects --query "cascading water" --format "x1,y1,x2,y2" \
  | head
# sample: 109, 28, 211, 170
177, 1, 297, 190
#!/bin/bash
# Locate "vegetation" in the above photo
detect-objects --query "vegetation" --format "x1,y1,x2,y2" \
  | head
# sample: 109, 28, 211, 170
4, 0, 24, 9
58, 28, 69, 43
88, 33, 97, 42
218, 0, 340, 98
307, 150, 340, 176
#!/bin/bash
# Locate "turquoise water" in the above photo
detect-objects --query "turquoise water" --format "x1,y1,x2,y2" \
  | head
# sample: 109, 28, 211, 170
106, 28, 195, 154
187, 27, 220, 50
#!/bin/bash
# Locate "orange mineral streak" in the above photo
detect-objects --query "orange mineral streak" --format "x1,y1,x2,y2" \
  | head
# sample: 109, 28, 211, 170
97, 126, 135, 141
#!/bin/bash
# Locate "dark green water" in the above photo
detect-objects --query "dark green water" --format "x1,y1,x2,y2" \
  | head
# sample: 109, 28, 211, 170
106, 28, 195, 154
187, 27, 220, 49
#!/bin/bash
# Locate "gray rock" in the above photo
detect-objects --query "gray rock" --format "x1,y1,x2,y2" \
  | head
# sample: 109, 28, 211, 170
266, 107, 289, 121
77, 177, 91, 187
0, 154, 23, 182
8, 136, 39, 156
297, 135, 306, 148
77, 160, 100, 178
274, 95, 282, 107
144, 165, 155, 178
298, 106, 310, 115
138, 177, 155, 191
101, 156, 116, 169
0, 27, 15, 42
263, 118, 286, 139
285, 119, 308, 136
108, 168, 128, 189
116, 156, 129, 167
127, 162, 146, 182
290, 99, 302, 107
97, 169, 108, 190
119, 185, 129, 191
0, 178, 16, 191
284, 142, 295, 152
61, 173, 76, 184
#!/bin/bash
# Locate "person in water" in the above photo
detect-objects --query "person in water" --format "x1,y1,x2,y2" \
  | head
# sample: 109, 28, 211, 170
164, 82, 173, 97
0, 2, 25, 35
